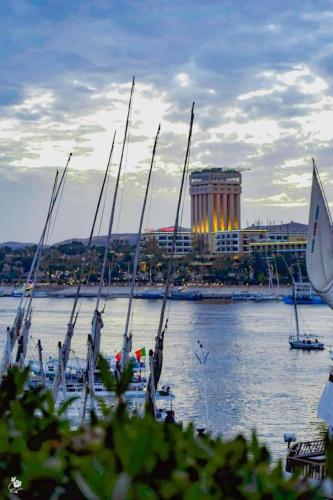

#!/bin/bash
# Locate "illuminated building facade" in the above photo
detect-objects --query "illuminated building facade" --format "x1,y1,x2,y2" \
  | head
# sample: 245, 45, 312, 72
189, 168, 242, 251
141, 226, 307, 256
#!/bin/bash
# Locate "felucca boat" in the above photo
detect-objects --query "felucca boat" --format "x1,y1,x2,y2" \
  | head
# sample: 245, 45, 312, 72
286, 159, 333, 478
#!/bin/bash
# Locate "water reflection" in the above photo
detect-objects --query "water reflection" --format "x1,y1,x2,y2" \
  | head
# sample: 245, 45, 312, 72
0, 297, 331, 458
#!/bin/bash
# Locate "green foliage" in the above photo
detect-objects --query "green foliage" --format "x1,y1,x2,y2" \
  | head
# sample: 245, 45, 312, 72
0, 365, 324, 499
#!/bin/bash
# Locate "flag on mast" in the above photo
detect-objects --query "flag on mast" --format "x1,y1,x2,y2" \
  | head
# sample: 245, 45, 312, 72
135, 347, 146, 361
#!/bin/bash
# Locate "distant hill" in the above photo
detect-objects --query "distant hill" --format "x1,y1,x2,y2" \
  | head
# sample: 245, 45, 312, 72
52, 233, 138, 248
0, 234, 138, 249
0, 241, 36, 249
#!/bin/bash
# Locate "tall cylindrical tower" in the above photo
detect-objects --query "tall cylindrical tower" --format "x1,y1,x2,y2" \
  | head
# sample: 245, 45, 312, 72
189, 168, 242, 251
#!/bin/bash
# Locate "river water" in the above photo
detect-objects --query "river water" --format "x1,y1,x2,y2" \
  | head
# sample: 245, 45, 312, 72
0, 296, 331, 459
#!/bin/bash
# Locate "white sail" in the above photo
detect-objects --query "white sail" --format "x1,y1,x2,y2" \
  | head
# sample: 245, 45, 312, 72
318, 373, 333, 426
306, 163, 333, 308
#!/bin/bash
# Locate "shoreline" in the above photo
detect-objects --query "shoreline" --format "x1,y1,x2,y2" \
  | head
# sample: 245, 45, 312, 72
1, 284, 289, 300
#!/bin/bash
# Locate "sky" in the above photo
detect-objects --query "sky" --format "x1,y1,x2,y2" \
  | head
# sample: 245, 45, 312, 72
2, 0, 333, 242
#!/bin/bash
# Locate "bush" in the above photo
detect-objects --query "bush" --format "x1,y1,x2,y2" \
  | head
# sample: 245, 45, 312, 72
0, 365, 323, 499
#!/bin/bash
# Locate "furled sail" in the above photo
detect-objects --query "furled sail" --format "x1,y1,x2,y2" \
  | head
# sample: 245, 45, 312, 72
91, 309, 103, 367
318, 372, 333, 426
306, 161, 333, 308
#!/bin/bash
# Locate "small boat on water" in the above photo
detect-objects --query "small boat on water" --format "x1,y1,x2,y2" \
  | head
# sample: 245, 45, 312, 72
135, 289, 164, 300
232, 290, 280, 301
231, 291, 253, 300
136, 287, 203, 301
289, 335, 324, 350
288, 285, 324, 350
283, 282, 324, 305
11, 283, 34, 297
169, 288, 202, 301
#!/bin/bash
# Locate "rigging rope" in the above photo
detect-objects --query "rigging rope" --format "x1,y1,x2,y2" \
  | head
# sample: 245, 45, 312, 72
115, 90, 134, 235
76, 166, 113, 317
48, 166, 68, 244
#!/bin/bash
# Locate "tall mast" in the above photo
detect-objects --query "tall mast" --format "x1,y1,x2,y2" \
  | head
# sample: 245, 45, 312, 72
264, 244, 273, 290
293, 285, 300, 340
69, 131, 117, 325
120, 124, 161, 370
150, 102, 194, 395
273, 256, 280, 295
52, 132, 116, 401
79, 78, 136, 420
157, 104, 194, 341
16, 169, 60, 365
95, 76, 135, 312
0, 154, 72, 376
295, 253, 303, 284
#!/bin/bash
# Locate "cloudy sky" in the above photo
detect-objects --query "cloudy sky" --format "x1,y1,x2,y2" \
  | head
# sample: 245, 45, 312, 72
2, 0, 333, 242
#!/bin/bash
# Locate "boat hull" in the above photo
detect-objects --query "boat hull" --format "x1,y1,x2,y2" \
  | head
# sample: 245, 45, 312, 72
289, 340, 325, 350
284, 295, 324, 305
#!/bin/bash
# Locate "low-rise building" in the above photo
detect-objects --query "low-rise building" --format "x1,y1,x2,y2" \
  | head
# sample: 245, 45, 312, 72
214, 231, 240, 253
141, 222, 308, 256
141, 227, 193, 255
248, 239, 307, 255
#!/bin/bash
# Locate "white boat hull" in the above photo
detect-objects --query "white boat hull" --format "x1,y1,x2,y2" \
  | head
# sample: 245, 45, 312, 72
289, 337, 324, 350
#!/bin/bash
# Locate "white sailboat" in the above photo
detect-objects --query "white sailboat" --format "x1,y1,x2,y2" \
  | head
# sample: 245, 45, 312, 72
288, 286, 324, 350
285, 160, 331, 478
306, 160, 333, 307
307, 161, 333, 429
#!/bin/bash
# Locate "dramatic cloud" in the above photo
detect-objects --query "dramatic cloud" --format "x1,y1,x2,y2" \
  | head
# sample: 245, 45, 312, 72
2, 0, 333, 240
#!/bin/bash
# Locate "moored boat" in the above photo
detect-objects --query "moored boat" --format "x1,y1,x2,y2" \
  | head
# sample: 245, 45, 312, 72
283, 282, 324, 305
288, 285, 324, 350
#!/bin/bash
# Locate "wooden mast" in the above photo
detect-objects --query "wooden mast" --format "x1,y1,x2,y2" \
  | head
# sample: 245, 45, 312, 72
52, 132, 116, 402
120, 124, 161, 370
147, 103, 195, 404
293, 286, 300, 341
15, 169, 61, 366
79, 77, 135, 419
95, 76, 135, 313
0, 154, 72, 376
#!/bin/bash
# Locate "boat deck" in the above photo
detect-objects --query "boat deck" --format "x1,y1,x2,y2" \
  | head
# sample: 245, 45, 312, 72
286, 440, 326, 480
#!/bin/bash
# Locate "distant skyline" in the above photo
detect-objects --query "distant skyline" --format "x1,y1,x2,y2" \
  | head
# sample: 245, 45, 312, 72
2, 1, 333, 242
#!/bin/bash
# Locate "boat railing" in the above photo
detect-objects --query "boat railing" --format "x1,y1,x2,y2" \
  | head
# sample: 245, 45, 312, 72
286, 440, 326, 479
288, 439, 325, 456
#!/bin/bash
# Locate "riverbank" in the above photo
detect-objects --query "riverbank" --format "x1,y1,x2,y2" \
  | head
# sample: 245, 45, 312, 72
1, 284, 289, 300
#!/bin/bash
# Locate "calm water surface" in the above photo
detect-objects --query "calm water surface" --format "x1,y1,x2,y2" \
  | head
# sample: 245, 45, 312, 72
0, 296, 332, 459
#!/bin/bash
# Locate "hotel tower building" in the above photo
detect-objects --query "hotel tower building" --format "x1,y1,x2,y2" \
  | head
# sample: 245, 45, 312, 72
189, 168, 242, 251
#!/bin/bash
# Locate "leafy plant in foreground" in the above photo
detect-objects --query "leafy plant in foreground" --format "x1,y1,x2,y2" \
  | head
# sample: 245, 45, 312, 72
0, 361, 325, 499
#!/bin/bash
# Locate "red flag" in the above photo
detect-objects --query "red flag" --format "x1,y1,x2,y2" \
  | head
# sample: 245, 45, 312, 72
135, 347, 146, 361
